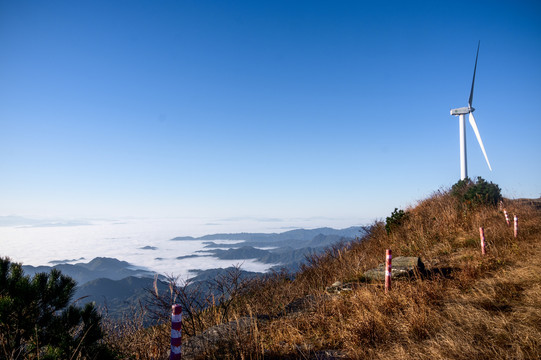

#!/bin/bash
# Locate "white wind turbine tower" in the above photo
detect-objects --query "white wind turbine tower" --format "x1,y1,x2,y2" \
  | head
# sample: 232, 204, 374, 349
450, 41, 492, 180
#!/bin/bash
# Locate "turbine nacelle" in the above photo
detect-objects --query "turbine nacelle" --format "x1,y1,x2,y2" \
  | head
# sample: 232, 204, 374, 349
450, 106, 475, 116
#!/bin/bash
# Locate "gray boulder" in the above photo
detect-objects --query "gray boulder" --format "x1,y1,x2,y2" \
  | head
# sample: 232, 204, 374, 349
362, 256, 424, 281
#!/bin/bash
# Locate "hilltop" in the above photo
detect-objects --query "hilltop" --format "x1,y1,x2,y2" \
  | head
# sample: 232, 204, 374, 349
104, 183, 541, 359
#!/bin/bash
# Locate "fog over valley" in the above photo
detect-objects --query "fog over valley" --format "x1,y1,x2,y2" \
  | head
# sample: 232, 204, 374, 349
1, 216, 366, 279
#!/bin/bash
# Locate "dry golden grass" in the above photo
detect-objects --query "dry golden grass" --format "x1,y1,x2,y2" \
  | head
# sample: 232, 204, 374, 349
104, 190, 541, 359
102, 306, 171, 359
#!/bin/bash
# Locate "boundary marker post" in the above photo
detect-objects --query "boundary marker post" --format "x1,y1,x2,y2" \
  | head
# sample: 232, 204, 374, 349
171, 304, 182, 360
385, 249, 392, 293
479, 227, 486, 255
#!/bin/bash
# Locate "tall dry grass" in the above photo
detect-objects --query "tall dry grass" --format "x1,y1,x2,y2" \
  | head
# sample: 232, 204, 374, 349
101, 305, 170, 359
103, 190, 541, 359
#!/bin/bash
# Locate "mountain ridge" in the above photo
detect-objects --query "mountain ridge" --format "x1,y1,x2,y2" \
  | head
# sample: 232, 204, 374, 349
171, 226, 366, 242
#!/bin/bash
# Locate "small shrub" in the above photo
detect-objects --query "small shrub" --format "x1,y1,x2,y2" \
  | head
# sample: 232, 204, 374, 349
451, 177, 502, 207
385, 208, 408, 234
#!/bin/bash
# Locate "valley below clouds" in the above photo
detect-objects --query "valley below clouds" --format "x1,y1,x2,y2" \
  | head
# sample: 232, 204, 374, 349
2, 216, 366, 317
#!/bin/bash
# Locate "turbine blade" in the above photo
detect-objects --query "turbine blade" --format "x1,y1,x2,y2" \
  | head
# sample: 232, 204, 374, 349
468, 41, 480, 108
469, 113, 492, 171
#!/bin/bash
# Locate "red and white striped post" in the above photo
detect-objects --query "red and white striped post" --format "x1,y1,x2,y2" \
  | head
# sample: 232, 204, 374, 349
385, 249, 392, 293
479, 227, 486, 255
514, 215, 518, 238
171, 304, 182, 360
504, 210, 510, 226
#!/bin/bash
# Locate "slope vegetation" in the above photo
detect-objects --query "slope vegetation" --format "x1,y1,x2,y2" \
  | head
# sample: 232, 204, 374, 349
106, 189, 541, 359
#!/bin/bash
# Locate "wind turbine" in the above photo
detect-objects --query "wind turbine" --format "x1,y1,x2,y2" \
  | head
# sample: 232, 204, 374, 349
450, 41, 492, 180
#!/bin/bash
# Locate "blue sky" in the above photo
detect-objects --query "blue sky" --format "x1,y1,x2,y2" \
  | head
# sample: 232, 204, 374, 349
1, 0, 540, 225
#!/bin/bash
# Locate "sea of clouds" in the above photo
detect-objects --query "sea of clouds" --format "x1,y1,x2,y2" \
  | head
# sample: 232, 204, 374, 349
1, 216, 362, 280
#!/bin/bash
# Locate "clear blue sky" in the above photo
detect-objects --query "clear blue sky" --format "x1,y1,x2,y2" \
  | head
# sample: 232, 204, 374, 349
1, 0, 540, 224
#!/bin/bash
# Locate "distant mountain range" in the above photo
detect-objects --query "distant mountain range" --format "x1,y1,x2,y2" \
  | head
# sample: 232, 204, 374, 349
21, 226, 368, 318
172, 226, 366, 245
22, 257, 154, 284
183, 227, 368, 272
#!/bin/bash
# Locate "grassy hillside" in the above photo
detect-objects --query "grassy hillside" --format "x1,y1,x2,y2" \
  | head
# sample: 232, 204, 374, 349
104, 187, 541, 359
